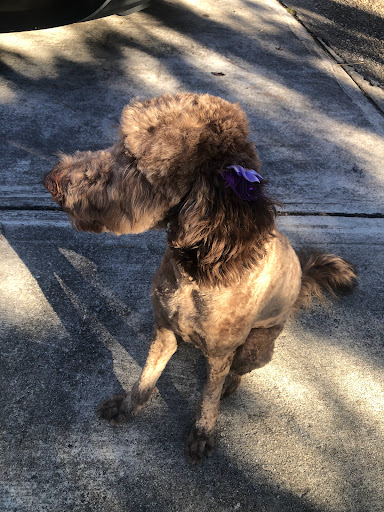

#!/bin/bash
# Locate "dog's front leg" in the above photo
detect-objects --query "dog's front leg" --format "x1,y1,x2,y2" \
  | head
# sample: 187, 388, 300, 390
99, 327, 177, 425
187, 352, 234, 464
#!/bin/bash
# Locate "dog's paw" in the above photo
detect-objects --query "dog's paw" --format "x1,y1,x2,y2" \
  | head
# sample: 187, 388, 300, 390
98, 394, 133, 426
186, 426, 215, 465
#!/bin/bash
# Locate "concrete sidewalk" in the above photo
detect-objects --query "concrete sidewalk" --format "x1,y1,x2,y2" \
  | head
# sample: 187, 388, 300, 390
0, 1, 383, 511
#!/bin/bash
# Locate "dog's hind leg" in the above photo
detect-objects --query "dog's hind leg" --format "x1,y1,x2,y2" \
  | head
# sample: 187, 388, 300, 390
221, 324, 284, 398
187, 352, 234, 464
98, 327, 177, 425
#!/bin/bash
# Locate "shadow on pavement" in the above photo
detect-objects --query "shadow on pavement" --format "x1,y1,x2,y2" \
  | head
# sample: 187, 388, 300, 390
1, 213, 383, 511
0, 1, 383, 211
280, 0, 384, 87
1, 222, 330, 512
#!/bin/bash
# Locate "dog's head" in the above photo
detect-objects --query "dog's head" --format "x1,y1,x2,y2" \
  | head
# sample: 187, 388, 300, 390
43, 143, 172, 234
44, 93, 276, 283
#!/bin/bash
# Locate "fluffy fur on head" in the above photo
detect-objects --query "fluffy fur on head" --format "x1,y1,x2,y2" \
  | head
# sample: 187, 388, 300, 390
45, 92, 277, 284
120, 93, 258, 191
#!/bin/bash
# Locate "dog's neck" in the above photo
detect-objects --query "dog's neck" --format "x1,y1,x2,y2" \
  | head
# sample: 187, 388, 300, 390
166, 193, 277, 287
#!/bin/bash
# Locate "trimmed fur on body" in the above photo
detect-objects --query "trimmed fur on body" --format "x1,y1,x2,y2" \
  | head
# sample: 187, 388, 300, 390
44, 92, 357, 464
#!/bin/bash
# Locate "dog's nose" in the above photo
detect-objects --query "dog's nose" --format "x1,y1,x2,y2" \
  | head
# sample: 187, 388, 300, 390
43, 171, 58, 197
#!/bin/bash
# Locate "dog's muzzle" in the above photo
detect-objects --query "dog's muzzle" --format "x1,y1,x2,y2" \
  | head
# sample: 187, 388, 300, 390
43, 169, 65, 207
43, 172, 58, 197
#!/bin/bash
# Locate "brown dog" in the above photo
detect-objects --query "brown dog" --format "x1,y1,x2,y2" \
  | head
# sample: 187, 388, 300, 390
44, 93, 356, 464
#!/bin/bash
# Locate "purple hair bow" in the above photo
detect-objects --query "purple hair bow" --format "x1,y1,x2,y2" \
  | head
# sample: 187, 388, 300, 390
221, 165, 264, 201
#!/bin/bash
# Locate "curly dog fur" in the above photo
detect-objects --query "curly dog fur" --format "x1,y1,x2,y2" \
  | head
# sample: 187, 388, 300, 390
44, 93, 356, 464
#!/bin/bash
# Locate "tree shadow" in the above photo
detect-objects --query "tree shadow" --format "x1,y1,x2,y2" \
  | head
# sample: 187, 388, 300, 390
1, 211, 383, 511
0, 0, 383, 212
1, 219, 328, 512
280, 0, 384, 86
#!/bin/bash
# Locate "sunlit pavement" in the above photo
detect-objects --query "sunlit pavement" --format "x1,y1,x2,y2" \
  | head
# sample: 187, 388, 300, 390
1, 1, 383, 511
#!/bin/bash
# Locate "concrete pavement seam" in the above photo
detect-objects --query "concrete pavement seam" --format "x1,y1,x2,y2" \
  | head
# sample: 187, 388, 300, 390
1, 205, 383, 218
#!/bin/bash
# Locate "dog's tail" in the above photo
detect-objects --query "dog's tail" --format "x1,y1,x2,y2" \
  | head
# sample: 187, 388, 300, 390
295, 250, 357, 309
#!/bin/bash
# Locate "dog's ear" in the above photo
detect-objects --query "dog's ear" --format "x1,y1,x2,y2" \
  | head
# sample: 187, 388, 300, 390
167, 172, 276, 285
